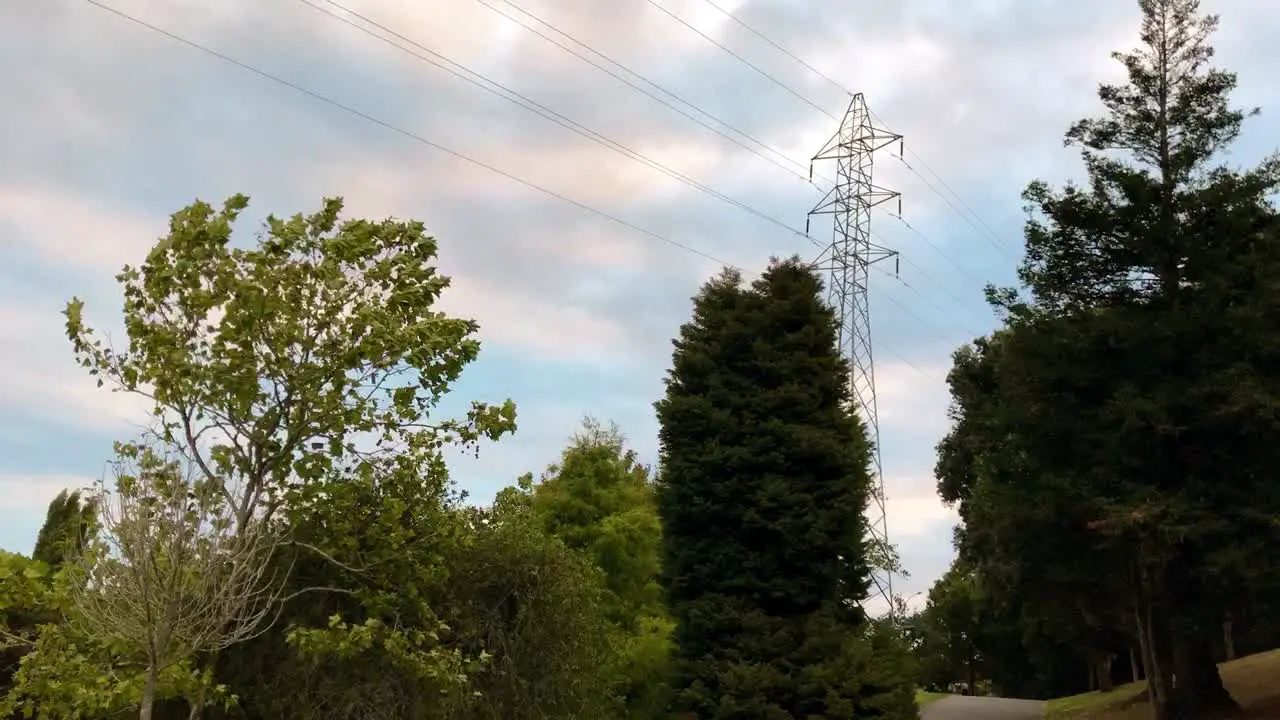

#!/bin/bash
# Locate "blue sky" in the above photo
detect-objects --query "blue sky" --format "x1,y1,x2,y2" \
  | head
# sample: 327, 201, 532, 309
2, 0, 1277, 614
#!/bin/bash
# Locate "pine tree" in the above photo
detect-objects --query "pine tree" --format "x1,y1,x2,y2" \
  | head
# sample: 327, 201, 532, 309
655, 257, 915, 719
1011, 0, 1278, 311
984, 1, 1280, 717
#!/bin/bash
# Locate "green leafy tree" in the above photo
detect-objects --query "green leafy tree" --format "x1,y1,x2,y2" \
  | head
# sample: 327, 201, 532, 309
211, 456, 474, 720
45, 194, 516, 718
435, 490, 620, 720
520, 419, 674, 717
935, 335, 1121, 700
655, 258, 915, 719
212, 439, 623, 720
3, 491, 94, 703
62, 194, 516, 531
0, 551, 56, 699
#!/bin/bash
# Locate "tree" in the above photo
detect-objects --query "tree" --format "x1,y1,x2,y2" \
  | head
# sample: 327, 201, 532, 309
32, 489, 96, 569
3, 491, 95, 701
209, 454, 474, 720
435, 490, 620, 720
67, 442, 284, 720
0, 551, 56, 700
947, 2, 1280, 716
62, 194, 516, 532
520, 418, 674, 717
935, 333, 1126, 700
655, 258, 915, 719
42, 194, 517, 718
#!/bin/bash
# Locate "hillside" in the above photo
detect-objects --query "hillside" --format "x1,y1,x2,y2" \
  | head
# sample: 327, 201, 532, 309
1045, 650, 1280, 719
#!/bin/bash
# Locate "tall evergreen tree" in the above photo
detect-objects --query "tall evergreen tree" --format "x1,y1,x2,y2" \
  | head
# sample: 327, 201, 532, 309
965, 1, 1280, 717
31, 489, 94, 569
656, 258, 914, 719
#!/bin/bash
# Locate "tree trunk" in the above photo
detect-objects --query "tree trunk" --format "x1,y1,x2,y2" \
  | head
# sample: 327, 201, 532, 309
1135, 604, 1157, 705
1129, 645, 1142, 682
967, 641, 977, 695
1171, 633, 1240, 719
1097, 654, 1114, 692
1161, 546, 1240, 720
1222, 610, 1235, 661
140, 664, 158, 720
1137, 590, 1176, 720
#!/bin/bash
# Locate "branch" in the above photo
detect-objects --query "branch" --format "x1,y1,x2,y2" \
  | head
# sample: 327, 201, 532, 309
277, 585, 357, 604
286, 540, 368, 574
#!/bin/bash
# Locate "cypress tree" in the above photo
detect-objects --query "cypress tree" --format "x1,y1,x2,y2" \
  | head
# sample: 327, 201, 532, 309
656, 257, 914, 718
31, 488, 94, 569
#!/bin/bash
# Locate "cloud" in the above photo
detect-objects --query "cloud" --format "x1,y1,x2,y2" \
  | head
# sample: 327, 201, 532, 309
0, 300, 153, 433
0, 182, 163, 279
876, 359, 954, 437
0, 475, 94, 512
0, 474, 99, 554
3, 0, 1277, 607
885, 487, 957, 540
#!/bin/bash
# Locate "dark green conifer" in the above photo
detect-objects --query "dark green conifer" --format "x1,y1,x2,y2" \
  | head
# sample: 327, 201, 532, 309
656, 257, 914, 718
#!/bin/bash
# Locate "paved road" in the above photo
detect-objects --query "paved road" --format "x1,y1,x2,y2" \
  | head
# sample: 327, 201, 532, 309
920, 695, 1045, 720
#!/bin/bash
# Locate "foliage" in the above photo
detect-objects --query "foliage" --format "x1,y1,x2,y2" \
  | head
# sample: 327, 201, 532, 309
434, 492, 620, 720
212, 451, 620, 720
31, 490, 96, 570
207, 432, 476, 719
518, 418, 674, 717
62, 441, 285, 719
936, 1, 1280, 716
61, 194, 517, 530
3, 621, 233, 720
656, 257, 914, 718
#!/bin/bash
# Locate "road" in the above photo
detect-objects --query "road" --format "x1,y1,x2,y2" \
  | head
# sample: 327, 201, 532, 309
920, 695, 1045, 720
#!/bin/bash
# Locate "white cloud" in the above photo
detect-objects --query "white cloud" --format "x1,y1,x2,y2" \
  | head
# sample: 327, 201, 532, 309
884, 487, 957, 539
875, 359, 953, 436
6, 0, 1277, 592
0, 300, 154, 433
0, 182, 162, 278
0, 474, 96, 512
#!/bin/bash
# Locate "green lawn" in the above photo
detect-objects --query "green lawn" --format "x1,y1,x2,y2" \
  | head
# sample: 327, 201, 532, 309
1042, 681, 1146, 718
915, 689, 949, 708
1043, 649, 1280, 719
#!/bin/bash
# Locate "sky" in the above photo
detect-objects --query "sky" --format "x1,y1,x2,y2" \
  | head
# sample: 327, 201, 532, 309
2, 0, 1278, 615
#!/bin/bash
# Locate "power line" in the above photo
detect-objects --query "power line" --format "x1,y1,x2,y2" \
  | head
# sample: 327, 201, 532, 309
79, 0, 955, 382
319, 0, 996, 335
886, 142, 1019, 260
697, 0, 848, 96
887, 212, 992, 290
458, 0, 993, 319
643, 0, 836, 120
303, 0, 820, 246
892, 257, 986, 337
875, 265, 982, 341
80, 0, 720, 265
799, 219, 984, 346
877, 127, 1020, 257
691, 0, 1021, 258
472, 0, 820, 184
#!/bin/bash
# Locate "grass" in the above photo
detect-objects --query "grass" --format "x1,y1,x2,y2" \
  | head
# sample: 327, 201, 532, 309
915, 689, 949, 708
1043, 648, 1280, 719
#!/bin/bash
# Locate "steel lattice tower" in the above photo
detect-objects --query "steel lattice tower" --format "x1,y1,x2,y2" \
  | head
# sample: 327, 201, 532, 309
806, 93, 902, 617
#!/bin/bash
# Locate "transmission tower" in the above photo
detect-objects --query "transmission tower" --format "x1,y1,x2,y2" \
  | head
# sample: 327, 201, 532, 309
806, 92, 902, 618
